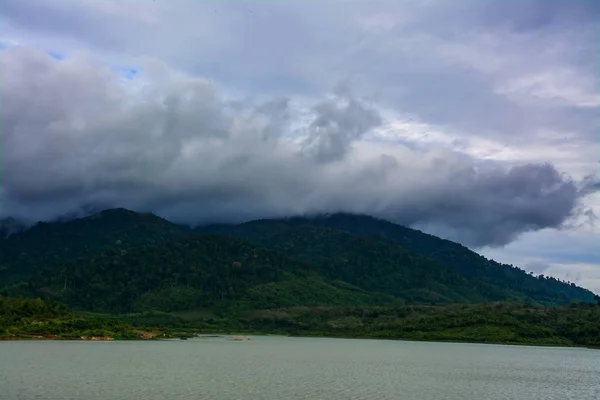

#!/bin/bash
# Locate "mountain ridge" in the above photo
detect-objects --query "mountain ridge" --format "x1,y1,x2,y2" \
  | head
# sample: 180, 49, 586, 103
0, 208, 595, 313
0, 208, 188, 281
195, 213, 596, 303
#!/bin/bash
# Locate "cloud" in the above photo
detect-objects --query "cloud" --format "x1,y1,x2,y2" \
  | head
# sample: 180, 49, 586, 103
2, 1, 597, 155
301, 85, 382, 162
0, 46, 597, 248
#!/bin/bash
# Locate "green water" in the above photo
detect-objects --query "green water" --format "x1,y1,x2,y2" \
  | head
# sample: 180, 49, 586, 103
1, 336, 598, 399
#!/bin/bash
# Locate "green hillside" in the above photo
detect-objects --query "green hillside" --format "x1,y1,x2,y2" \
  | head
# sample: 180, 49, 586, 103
0, 208, 187, 283
213, 225, 522, 303
6, 234, 391, 313
196, 214, 595, 304
0, 208, 595, 318
1, 208, 599, 347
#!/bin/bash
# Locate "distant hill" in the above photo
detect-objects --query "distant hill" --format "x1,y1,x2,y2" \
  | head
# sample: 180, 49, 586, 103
202, 225, 524, 303
7, 234, 390, 313
0, 208, 595, 314
0, 208, 188, 282
195, 213, 596, 305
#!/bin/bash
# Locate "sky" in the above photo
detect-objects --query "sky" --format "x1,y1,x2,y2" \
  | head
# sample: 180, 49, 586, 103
0, 0, 599, 293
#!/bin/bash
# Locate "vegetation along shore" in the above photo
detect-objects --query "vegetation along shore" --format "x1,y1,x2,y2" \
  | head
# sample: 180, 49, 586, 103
1, 209, 598, 347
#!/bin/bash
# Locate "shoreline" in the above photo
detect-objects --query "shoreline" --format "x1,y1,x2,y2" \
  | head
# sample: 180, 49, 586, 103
3, 331, 597, 350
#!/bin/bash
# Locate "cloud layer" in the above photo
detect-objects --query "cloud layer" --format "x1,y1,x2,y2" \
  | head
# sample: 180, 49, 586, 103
1, 46, 596, 247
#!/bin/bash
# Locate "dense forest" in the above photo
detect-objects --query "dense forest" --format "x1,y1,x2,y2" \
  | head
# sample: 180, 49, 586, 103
241, 301, 600, 347
8, 235, 394, 313
81, 301, 600, 348
1, 208, 598, 346
196, 214, 596, 304
3, 296, 599, 346
0, 296, 141, 340
0, 208, 187, 285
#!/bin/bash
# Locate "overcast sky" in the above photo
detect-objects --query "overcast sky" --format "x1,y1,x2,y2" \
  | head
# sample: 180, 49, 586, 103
1, 0, 598, 293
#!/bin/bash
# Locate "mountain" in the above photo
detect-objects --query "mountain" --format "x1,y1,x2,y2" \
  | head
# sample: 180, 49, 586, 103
0, 208, 188, 283
195, 213, 596, 305
1, 208, 595, 314
1, 208, 598, 347
15, 226, 530, 313
200, 225, 523, 303
9, 234, 389, 313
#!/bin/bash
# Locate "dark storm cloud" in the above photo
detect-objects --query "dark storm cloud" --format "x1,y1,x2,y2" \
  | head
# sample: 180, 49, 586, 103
0, 46, 597, 247
409, 163, 594, 247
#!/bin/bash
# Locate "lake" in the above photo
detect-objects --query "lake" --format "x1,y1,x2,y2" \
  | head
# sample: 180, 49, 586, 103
1, 336, 598, 399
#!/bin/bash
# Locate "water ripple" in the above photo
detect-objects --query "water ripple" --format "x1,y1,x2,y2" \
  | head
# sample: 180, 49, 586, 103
1, 338, 598, 400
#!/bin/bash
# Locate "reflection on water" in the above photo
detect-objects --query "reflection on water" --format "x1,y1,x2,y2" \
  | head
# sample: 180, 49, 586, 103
1, 336, 598, 400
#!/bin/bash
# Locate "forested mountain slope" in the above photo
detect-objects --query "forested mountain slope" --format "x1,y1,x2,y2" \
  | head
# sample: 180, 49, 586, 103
201, 225, 523, 303
0, 209, 594, 313
0, 208, 188, 282
196, 213, 596, 304
7, 235, 391, 313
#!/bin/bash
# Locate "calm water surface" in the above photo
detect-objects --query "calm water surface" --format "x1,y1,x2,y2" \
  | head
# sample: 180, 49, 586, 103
1, 336, 598, 400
